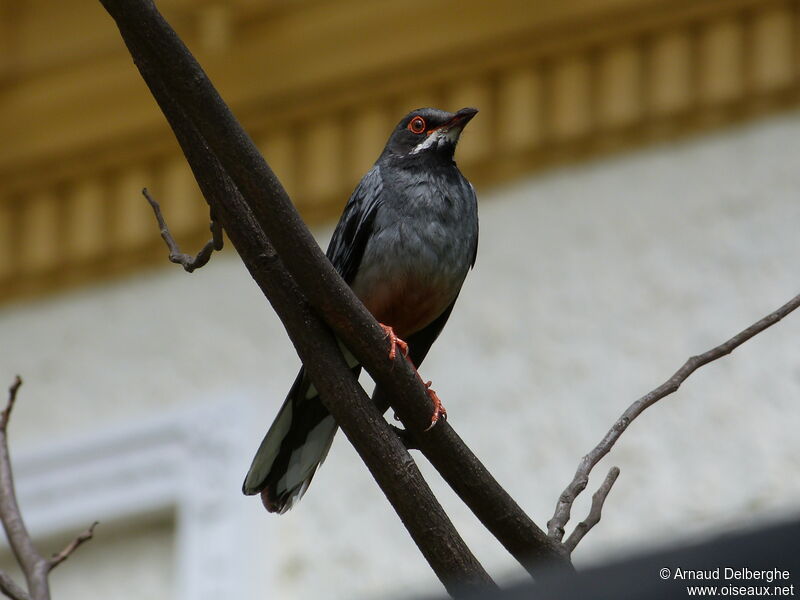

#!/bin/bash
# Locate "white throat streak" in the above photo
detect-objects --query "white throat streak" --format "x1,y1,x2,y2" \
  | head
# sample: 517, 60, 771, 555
409, 127, 460, 155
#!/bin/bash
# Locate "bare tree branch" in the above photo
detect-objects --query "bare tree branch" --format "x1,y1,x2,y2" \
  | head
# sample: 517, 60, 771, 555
373, 387, 572, 571
549, 292, 800, 548
143, 188, 223, 272
0, 377, 98, 600
0, 376, 51, 600
0, 380, 30, 600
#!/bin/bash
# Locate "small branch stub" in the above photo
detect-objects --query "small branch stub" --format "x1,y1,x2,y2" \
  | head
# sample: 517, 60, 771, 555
48, 522, 99, 572
144, 188, 223, 272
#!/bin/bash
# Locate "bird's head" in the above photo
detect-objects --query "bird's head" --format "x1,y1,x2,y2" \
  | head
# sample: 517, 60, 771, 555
382, 107, 478, 161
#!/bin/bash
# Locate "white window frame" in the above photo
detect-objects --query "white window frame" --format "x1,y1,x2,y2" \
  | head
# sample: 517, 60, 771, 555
6, 398, 258, 600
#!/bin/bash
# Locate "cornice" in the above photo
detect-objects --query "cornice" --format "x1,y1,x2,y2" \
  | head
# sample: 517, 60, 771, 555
1, 0, 798, 304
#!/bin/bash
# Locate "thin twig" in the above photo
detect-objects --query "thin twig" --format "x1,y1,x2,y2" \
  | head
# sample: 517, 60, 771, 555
48, 522, 99, 572
548, 292, 800, 547
563, 467, 620, 553
143, 188, 223, 273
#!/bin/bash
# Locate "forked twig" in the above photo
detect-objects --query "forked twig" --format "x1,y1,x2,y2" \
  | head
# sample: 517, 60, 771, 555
563, 467, 620, 553
0, 377, 98, 600
144, 188, 223, 273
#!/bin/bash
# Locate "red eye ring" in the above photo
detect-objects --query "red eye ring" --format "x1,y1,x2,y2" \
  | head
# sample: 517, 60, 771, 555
408, 116, 426, 134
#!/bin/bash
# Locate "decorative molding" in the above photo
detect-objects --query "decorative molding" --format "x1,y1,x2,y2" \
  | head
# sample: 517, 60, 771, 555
2, 0, 800, 304
6, 400, 254, 600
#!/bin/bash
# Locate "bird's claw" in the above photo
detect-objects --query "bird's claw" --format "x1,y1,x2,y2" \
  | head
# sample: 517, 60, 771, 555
379, 323, 409, 361
378, 324, 443, 430
423, 381, 447, 431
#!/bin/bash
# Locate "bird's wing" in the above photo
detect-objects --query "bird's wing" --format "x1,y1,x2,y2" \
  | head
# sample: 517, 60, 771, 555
468, 181, 479, 268
325, 165, 384, 285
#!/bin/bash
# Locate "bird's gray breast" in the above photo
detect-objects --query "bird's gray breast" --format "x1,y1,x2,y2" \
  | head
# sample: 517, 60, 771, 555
350, 169, 477, 337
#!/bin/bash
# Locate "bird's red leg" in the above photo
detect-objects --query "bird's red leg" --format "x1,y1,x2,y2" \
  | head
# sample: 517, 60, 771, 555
422, 381, 447, 431
379, 323, 409, 361
378, 323, 446, 430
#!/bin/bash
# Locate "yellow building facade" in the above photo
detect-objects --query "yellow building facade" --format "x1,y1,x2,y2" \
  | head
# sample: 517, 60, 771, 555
2, 0, 800, 303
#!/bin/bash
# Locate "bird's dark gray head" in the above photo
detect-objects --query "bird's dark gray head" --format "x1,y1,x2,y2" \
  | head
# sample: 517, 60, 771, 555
382, 107, 478, 161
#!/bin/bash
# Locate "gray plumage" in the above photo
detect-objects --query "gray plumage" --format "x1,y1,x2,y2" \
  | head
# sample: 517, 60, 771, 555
243, 107, 479, 513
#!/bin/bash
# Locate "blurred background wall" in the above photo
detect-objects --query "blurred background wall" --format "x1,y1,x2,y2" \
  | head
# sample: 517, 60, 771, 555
1, 0, 799, 598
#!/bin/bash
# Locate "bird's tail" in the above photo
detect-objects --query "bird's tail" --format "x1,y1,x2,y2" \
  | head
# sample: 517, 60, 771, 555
242, 368, 340, 513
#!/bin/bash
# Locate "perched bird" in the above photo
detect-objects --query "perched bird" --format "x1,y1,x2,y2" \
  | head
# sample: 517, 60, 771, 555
243, 107, 480, 513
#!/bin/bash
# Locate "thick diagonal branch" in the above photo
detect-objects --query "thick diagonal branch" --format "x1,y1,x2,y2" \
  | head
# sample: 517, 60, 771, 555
549, 292, 800, 548
99, 0, 567, 576
373, 387, 570, 571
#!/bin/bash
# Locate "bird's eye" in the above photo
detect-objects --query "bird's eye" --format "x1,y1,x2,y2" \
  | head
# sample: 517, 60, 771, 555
408, 116, 426, 134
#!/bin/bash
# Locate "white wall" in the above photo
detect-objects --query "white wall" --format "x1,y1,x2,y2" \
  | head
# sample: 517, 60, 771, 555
1, 110, 799, 599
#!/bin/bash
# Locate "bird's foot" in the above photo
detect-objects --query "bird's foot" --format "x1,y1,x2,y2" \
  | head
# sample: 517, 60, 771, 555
423, 381, 447, 431
378, 323, 444, 430
379, 323, 409, 361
